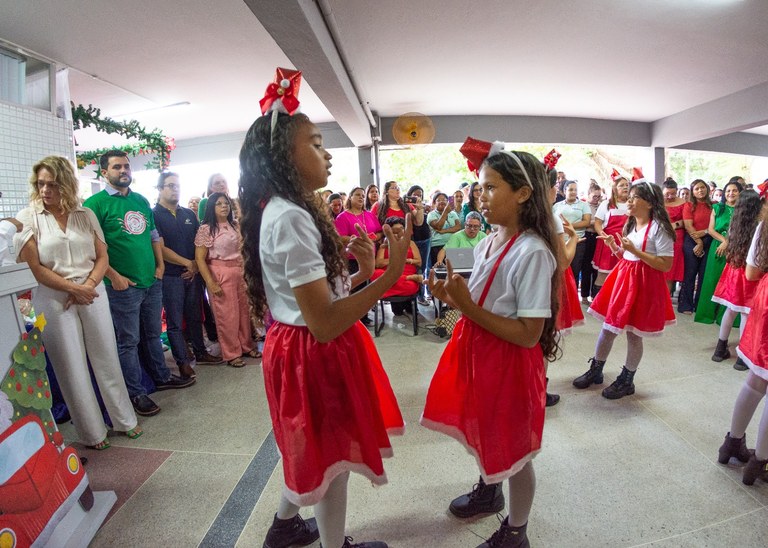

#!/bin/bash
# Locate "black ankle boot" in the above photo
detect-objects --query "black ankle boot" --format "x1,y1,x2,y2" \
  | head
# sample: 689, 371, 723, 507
449, 476, 505, 518
572, 357, 605, 389
742, 453, 768, 486
734, 357, 748, 371
263, 513, 319, 548
545, 377, 560, 407
718, 432, 751, 464
477, 517, 529, 548
339, 537, 388, 548
711, 339, 731, 362
601, 367, 636, 400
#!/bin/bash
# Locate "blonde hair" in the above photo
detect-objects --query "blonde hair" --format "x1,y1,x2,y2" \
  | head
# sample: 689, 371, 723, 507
29, 156, 81, 213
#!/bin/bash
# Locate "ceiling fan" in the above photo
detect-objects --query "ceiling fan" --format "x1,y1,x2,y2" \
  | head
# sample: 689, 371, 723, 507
392, 112, 435, 145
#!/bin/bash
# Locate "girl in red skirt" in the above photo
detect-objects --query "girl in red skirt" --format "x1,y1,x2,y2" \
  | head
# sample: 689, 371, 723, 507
710, 190, 763, 368
718, 205, 768, 485
238, 69, 408, 548
591, 176, 630, 291
573, 181, 676, 399
422, 139, 561, 548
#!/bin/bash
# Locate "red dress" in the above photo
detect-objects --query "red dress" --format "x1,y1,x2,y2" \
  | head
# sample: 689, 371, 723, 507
369, 247, 419, 297
712, 263, 759, 314
664, 203, 685, 282
589, 222, 676, 337
421, 234, 547, 484
263, 321, 404, 506
557, 267, 584, 335
592, 209, 628, 273
737, 274, 768, 380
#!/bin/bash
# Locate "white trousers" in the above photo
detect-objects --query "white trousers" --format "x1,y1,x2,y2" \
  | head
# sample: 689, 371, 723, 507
33, 282, 137, 445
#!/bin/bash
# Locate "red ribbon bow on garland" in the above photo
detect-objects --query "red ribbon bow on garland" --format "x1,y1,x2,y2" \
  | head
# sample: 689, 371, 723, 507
259, 68, 302, 115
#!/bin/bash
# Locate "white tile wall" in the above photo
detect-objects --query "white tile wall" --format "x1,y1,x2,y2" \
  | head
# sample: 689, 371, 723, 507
0, 102, 74, 217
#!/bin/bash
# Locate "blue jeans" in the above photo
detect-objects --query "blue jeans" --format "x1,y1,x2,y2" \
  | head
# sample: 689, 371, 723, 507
162, 275, 206, 365
106, 280, 171, 397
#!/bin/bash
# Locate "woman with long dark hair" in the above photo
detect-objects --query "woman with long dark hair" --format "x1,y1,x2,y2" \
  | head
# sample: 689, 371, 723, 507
679, 179, 713, 314
461, 181, 491, 233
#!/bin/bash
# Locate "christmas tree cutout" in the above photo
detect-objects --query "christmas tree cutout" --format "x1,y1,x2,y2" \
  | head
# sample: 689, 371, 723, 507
1, 315, 60, 444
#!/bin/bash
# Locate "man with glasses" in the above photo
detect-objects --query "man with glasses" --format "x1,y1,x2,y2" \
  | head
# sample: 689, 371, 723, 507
84, 151, 195, 418
433, 211, 487, 266
154, 172, 222, 378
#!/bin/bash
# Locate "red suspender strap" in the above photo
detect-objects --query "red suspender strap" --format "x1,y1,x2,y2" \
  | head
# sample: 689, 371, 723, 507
478, 232, 522, 308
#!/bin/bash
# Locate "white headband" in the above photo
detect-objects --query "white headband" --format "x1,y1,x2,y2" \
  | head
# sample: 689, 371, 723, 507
487, 141, 533, 188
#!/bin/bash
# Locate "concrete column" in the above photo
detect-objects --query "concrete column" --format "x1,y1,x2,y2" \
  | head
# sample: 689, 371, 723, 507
651, 147, 666, 184
358, 147, 374, 188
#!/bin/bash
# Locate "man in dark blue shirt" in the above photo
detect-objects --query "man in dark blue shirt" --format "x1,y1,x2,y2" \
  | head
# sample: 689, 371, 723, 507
154, 172, 222, 376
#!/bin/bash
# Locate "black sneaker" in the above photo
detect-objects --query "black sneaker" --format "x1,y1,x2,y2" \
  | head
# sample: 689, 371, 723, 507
449, 476, 505, 518
477, 516, 529, 548
131, 394, 160, 416
263, 513, 319, 548
321, 538, 388, 548
734, 357, 748, 371
155, 374, 196, 391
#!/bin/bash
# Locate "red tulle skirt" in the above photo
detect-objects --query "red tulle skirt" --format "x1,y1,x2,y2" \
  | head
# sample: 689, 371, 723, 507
712, 263, 759, 313
592, 214, 626, 273
557, 268, 585, 335
263, 321, 404, 506
664, 228, 685, 282
737, 275, 768, 380
589, 258, 676, 337
420, 317, 546, 484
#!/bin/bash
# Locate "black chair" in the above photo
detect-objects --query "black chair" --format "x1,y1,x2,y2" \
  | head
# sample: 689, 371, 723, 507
374, 294, 419, 337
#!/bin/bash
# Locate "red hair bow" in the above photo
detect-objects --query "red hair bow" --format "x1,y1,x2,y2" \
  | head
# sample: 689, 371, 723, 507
259, 67, 302, 115
543, 149, 561, 170
460, 137, 494, 175
758, 179, 768, 199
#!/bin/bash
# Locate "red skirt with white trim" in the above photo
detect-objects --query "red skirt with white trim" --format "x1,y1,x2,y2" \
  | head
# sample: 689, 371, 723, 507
588, 258, 676, 337
420, 317, 546, 484
712, 263, 759, 314
557, 267, 585, 336
737, 275, 768, 380
263, 321, 404, 506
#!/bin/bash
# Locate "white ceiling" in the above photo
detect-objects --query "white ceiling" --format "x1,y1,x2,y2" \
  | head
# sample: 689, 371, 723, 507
2, 0, 768, 150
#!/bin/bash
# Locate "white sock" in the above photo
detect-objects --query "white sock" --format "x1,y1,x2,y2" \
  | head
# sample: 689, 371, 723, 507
276, 494, 300, 520
719, 308, 737, 341
730, 382, 765, 438
315, 472, 350, 548
755, 399, 768, 460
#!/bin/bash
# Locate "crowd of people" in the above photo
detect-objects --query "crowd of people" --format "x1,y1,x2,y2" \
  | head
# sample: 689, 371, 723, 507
6, 109, 768, 547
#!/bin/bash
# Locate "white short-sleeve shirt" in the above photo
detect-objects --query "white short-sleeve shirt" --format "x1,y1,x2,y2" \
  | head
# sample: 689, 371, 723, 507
595, 201, 628, 223
553, 199, 591, 238
468, 231, 556, 319
260, 197, 348, 326
747, 222, 763, 268
622, 220, 674, 262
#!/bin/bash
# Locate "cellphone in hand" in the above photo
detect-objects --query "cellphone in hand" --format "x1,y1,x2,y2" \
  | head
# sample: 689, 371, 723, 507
404, 196, 417, 204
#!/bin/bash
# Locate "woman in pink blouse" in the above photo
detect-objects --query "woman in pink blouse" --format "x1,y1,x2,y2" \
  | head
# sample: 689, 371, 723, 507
195, 193, 257, 367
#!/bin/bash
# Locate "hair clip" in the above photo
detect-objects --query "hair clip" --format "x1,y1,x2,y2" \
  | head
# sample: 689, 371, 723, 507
459, 137, 532, 188
543, 149, 561, 170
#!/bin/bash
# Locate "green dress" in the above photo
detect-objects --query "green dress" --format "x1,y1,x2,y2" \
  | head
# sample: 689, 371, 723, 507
694, 203, 734, 325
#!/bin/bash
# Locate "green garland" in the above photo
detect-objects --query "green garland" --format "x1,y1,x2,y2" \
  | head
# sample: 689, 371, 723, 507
71, 103, 175, 172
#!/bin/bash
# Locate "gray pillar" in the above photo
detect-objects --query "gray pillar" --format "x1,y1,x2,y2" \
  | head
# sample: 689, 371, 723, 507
652, 147, 666, 184
358, 147, 374, 188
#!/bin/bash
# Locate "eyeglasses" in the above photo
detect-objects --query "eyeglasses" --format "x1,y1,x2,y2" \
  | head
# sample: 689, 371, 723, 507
466, 224, 482, 229
36, 181, 59, 190
163, 183, 180, 190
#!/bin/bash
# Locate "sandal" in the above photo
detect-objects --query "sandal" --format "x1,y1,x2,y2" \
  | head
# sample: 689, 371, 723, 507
228, 358, 246, 368
125, 426, 143, 439
243, 349, 262, 359
87, 439, 111, 451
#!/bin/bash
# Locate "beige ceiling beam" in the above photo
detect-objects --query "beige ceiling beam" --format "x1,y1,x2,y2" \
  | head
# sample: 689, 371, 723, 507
242, 0, 373, 147
652, 80, 768, 149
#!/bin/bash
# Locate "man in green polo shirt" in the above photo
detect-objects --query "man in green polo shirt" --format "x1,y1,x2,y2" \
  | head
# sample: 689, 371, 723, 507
434, 211, 487, 266
84, 150, 195, 418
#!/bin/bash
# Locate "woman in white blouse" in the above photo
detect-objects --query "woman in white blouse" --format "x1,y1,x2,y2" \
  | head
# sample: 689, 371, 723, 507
15, 156, 140, 450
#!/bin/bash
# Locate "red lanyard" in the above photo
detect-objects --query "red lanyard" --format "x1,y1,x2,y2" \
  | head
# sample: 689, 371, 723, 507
478, 232, 521, 307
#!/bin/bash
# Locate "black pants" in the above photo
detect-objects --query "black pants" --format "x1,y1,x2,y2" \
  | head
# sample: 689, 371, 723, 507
579, 232, 598, 298
679, 234, 712, 313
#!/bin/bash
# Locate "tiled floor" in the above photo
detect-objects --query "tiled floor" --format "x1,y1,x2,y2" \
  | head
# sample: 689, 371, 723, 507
59, 304, 768, 547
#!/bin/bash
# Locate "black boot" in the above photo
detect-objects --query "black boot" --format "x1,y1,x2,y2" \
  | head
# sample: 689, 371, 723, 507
734, 357, 748, 371
717, 432, 751, 464
601, 367, 636, 400
263, 513, 319, 548
742, 453, 768, 486
545, 377, 560, 407
449, 476, 505, 518
711, 339, 731, 362
477, 517, 529, 548
572, 357, 605, 389
339, 537, 388, 548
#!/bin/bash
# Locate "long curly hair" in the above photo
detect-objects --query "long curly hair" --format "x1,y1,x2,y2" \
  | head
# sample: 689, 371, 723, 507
29, 156, 81, 213
726, 190, 763, 268
755, 207, 768, 272
482, 151, 561, 362
623, 182, 675, 240
375, 181, 410, 225
238, 113, 346, 322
